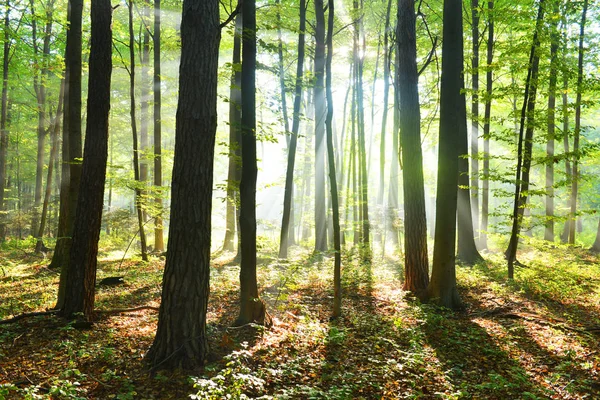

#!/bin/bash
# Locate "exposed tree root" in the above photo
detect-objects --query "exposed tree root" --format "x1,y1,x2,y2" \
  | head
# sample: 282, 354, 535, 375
0, 305, 159, 325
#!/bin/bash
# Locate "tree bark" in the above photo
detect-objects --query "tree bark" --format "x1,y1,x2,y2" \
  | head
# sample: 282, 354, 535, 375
314, 0, 327, 253
505, 1, 544, 279
470, 0, 480, 244
140, 0, 150, 222
426, 0, 465, 310
153, 0, 164, 253
568, 0, 588, 245
279, 0, 306, 259
53, 0, 83, 310
397, 0, 429, 295
0, 0, 11, 240
237, 0, 270, 326
60, 0, 112, 320
128, 0, 148, 261
480, 0, 493, 250
145, 0, 219, 369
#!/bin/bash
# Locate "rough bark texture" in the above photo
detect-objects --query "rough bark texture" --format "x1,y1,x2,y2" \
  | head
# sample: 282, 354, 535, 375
505, 1, 544, 279
53, 0, 83, 309
145, 0, 219, 369
223, 13, 242, 253
397, 0, 429, 296
426, 0, 464, 310
314, 0, 327, 253
279, 0, 306, 259
237, 0, 270, 326
61, 0, 112, 319
153, 0, 164, 253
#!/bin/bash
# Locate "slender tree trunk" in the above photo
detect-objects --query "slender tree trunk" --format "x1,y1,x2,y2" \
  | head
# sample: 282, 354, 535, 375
0, 0, 11, 240
325, 0, 341, 318
53, 0, 83, 309
505, 1, 544, 279
223, 13, 242, 253
145, 0, 219, 369
480, 0, 493, 250
397, 0, 429, 295
426, 0, 465, 310
60, 0, 112, 320
279, 0, 306, 259
153, 0, 164, 253
545, 2, 559, 242
36, 81, 64, 253
236, 0, 270, 326
139, 0, 150, 222
568, 0, 588, 245
128, 0, 148, 261
470, 0, 480, 243
314, 0, 327, 253
560, 38, 571, 243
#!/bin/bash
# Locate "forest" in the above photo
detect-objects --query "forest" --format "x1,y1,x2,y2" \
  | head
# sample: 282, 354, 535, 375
0, 0, 599, 398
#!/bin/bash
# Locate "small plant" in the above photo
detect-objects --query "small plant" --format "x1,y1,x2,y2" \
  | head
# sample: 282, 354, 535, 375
190, 343, 265, 400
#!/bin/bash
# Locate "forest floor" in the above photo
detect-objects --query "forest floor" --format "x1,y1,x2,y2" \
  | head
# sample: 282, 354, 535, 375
0, 237, 599, 399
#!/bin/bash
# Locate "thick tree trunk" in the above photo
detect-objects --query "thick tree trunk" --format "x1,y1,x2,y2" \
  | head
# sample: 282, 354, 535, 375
397, 0, 429, 296
480, 0, 493, 250
60, 0, 112, 320
145, 0, 219, 369
53, 0, 83, 310
153, 0, 164, 253
426, 0, 465, 310
223, 13, 242, 253
128, 0, 148, 261
237, 0, 270, 326
279, 0, 306, 259
568, 0, 588, 245
314, 0, 327, 253
505, 1, 544, 279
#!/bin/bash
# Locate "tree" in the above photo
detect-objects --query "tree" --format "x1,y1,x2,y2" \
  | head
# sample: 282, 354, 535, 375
314, 0, 327, 253
60, 0, 112, 319
153, 0, 164, 253
568, 0, 588, 244
426, 0, 465, 310
397, 0, 429, 295
325, 0, 341, 318
505, 0, 544, 279
0, 0, 11, 240
480, 0, 494, 250
53, 0, 83, 310
223, 13, 242, 254
237, 0, 270, 326
470, 0, 480, 244
279, 0, 306, 259
145, 0, 220, 369
127, 0, 148, 261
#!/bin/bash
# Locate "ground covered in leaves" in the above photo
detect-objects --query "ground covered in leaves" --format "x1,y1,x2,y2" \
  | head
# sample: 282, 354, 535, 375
1, 237, 599, 399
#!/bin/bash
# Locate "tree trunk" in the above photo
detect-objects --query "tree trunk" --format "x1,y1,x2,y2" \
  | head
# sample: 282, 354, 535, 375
145, 0, 219, 369
128, 0, 148, 261
426, 0, 465, 310
470, 0, 480, 245
223, 13, 242, 253
325, 0, 341, 318
36, 80, 64, 253
314, 0, 327, 253
0, 0, 11, 240
279, 0, 306, 259
545, 2, 559, 242
153, 0, 164, 253
590, 219, 600, 252
379, 0, 392, 252
236, 0, 270, 326
397, 0, 429, 295
53, 0, 83, 310
505, 1, 544, 279
568, 0, 588, 245
480, 0, 493, 250
60, 0, 112, 320
140, 0, 150, 222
